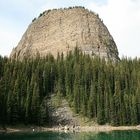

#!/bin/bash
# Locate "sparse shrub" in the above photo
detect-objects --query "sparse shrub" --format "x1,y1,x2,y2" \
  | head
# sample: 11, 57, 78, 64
32, 18, 36, 22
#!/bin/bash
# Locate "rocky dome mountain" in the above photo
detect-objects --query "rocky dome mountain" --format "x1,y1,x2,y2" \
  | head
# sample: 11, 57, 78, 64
10, 6, 119, 60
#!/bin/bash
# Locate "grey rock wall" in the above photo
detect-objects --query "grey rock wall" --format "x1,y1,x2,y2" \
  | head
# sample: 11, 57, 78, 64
10, 7, 119, 60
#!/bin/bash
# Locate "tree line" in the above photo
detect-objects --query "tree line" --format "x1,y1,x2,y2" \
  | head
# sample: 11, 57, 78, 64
0, 48, 140, 127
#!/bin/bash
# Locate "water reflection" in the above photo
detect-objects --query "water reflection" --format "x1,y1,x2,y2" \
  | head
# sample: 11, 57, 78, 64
0, 130, 140, 140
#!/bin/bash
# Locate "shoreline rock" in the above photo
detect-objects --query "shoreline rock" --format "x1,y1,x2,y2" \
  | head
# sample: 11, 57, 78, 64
1, 125, 140, 133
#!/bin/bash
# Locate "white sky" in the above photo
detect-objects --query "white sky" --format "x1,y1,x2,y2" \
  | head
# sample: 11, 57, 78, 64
0, 0, 140, 58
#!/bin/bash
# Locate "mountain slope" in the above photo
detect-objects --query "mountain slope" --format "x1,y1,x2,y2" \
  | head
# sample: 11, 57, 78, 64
10, 6, 119, 60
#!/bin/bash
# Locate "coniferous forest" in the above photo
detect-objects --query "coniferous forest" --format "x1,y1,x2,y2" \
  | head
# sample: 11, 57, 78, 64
0, 48, 140, 127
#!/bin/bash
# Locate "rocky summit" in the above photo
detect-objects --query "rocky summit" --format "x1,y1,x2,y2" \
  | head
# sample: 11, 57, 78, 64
10, 6, 119, 60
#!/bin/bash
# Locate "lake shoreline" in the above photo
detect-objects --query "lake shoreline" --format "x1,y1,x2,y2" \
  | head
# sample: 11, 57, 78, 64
0, 125, 140, 133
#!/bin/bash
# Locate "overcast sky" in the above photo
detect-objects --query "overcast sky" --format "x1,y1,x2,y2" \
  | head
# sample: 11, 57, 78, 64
0, 0, 140, 58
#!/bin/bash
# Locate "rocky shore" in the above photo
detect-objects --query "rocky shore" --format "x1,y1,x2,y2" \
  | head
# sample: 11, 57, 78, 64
0, 125, 140, 133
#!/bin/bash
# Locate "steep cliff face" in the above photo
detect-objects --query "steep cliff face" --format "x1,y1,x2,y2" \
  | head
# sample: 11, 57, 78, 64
10, 7, 119, 60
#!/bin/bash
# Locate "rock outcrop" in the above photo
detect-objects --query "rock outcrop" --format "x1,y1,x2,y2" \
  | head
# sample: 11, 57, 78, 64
10, 6, 119, 60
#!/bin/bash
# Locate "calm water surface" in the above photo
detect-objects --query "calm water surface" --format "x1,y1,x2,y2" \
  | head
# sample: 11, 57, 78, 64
0, 130, 140, 140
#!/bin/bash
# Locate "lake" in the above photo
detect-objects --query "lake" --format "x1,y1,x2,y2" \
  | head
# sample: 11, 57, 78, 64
0, 130, 140, 140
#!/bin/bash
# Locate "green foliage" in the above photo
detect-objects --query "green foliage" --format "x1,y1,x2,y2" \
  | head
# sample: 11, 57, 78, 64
32, 18, 36, 22
0, 49, 140, 126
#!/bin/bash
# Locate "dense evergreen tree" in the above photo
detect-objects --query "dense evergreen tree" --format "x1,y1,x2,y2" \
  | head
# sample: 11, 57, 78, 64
0, 48, 140, 126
